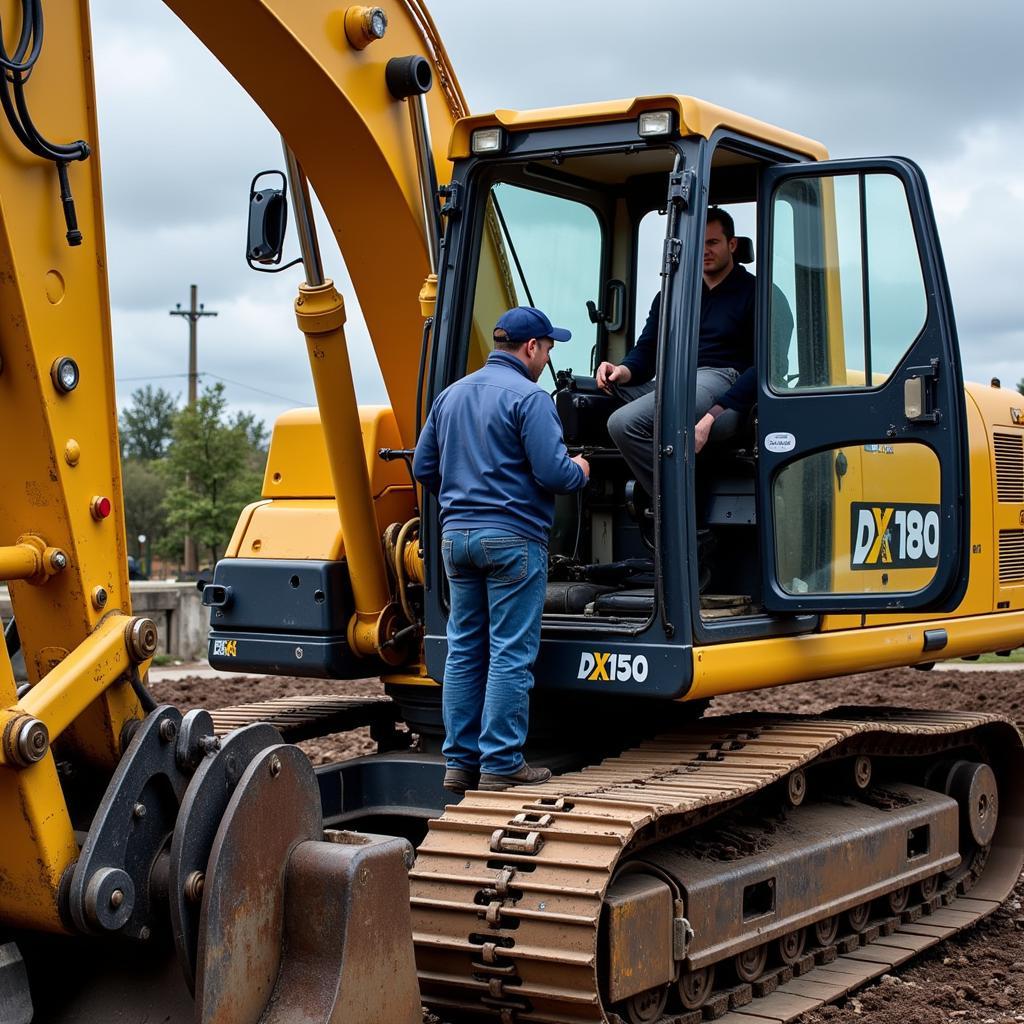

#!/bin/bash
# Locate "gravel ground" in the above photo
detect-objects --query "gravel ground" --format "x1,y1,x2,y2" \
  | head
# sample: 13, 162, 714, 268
149, 666, 1024, 1024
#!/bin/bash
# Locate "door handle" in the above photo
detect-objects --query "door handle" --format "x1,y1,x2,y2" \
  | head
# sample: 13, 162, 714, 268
904, 358, 940, 424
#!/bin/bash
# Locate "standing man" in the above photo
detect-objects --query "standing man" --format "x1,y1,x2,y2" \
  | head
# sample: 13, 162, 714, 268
598, 207, 791, 496
414, 307, 590, 794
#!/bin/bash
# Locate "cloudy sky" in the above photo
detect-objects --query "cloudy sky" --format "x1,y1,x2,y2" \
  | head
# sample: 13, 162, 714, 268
91, 0, 1024, 427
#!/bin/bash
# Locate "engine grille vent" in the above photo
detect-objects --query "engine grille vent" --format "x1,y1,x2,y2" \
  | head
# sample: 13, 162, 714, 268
999, 529, 1024, 584
993, 432, 1024, 502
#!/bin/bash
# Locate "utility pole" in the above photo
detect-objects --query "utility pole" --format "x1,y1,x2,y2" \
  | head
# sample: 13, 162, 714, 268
170, 285, 218, 575
170, 284, 218, 406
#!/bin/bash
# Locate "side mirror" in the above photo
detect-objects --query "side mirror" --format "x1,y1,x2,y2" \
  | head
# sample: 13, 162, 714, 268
246, 171, 300, 273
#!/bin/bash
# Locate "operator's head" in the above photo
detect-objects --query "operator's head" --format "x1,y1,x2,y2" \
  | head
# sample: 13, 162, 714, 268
493, 306, 572, 382
704, 206, 737, 280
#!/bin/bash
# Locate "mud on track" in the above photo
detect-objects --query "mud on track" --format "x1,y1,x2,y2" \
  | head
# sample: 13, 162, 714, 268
150, 666, 1024, 1024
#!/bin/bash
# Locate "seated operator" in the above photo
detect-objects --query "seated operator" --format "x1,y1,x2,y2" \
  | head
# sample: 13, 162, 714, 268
596, 207, 793, 499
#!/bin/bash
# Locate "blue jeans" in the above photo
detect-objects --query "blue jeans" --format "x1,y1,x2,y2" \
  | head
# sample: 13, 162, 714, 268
441, 528, 548, 775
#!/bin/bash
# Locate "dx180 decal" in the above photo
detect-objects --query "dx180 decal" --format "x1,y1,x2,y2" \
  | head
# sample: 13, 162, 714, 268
850, 502, 940, 570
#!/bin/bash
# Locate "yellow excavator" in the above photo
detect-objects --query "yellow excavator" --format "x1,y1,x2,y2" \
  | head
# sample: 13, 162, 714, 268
0, 1, 1021, 1022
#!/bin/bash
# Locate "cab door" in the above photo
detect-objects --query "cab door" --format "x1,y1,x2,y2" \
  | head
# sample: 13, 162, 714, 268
755, 158, 969, 612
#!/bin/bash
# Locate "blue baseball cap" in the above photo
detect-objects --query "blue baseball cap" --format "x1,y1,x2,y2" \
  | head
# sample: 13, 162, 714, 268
494, 306, 572, 344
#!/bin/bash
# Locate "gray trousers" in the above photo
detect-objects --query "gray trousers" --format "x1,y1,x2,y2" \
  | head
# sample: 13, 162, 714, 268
606, 366, 741, 497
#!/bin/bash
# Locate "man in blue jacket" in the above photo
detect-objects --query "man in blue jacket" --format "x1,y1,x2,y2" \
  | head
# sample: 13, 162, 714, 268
414, 307, 589, 794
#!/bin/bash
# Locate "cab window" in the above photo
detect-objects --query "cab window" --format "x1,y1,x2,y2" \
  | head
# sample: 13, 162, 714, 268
466, 182, 602, 377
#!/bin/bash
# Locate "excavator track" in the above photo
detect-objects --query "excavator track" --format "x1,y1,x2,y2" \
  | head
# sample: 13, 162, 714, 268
410, 708, 1024, 1024
208, 693, 398, 741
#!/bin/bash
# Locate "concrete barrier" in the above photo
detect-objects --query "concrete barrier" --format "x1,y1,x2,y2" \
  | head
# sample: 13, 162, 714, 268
1, 581, 208, 664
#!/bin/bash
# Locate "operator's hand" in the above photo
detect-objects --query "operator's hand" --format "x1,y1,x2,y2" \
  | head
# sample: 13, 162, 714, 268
596, 361, 632, 393
571, 454, 591, 480
694, 412, 715, 454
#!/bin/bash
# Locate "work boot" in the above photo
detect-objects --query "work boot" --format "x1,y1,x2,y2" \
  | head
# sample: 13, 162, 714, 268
442, 768, 479, 794
478, 763, 552, 792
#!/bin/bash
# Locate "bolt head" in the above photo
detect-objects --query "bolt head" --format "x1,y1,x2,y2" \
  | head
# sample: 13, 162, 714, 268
109, 889, 124, 909
159, 719, 178, 743
184, 870, 205, 903
91, 586, 108, 609
14, 718, 49, 765
126, 618, 159, 661
50, 550, 68, 571
132, 802, 146, 819
269, 755, 282, 778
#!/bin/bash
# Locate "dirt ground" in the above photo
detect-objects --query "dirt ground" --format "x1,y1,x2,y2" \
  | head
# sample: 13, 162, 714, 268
150, 666, 1024, 1023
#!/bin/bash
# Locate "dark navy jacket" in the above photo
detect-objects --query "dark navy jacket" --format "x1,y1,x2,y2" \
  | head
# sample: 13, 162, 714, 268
622, 264, 792, 413
414, 351, 587, 544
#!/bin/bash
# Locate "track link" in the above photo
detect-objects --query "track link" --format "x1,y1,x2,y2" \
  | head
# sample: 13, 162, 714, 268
410, 708, 1024, 1023
208, 694, 397, 741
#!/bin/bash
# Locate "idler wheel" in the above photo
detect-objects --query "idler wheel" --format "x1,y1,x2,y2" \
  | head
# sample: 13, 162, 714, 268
622, 983, 668, 1024
847, 902, 870, 933
776, 927, 806, 965
947, 762, 999, 847
786, 769, 807, 807
813, 915, 839, 946
734, 943, 767, 983
918, 874, 940, 901
677, 965, 715, 1010
852, 755, 872, 790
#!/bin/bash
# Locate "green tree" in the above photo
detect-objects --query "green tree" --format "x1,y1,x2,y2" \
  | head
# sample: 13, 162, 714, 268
160, 383, 267, 566
119, 385, 180, 460
122, 459, 172, 567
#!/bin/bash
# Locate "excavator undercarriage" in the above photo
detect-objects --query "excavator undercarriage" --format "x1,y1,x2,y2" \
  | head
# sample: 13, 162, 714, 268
411, 709, 1023, 1024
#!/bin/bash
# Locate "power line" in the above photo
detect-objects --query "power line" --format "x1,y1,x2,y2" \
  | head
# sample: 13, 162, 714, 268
115, 366, 307, 401
200, 372, 311, 407
116, 373, 191, 382
116, 371, 310, 407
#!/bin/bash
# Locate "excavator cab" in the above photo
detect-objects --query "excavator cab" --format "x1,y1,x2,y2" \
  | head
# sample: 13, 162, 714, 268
421, 101, 970, 703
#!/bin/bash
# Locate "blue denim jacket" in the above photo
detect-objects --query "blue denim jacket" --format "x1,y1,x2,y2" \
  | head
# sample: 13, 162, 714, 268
413, 351, 586, 544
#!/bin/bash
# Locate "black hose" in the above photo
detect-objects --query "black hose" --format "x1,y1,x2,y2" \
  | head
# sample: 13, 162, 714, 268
129, 665, 158, 714
4, 617, 20, 657
0, 0, 90, 245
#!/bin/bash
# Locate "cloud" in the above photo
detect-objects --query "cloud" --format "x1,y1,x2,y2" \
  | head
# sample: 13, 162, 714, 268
93, 0, 1024, 424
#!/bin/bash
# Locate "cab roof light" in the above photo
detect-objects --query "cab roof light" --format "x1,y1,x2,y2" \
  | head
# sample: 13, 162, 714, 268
638, 110, 674, 138
471, 127, 505, 155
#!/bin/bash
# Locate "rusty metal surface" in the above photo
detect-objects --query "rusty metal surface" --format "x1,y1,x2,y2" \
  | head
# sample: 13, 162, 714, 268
409, 709, 1024, 1023
195, 743, 321, 1024
646, 784, 960, 970
209, 694, 397, 741
261, 833, 421, 1024
603, 874, 674, 1003
169, 722, 283, 992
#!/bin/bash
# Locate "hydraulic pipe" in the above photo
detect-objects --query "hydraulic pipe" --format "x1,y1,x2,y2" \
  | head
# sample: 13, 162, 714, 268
281, 140, 325, 287
282, 143, 403, 663
0, 537, 66, 584
0, 545, 42, 581
385, 55, 442, 275
409, 92, 441, 274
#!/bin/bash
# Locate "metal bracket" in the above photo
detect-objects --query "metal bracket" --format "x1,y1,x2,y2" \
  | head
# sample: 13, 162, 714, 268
67, 705, 211, 939
673, 901, 694, 960
438, 182, 461, 217
667, 168, 695, 209
661, 237, 682, 274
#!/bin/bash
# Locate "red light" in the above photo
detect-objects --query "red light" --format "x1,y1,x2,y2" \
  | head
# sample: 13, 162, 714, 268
90, 495, 112, 520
